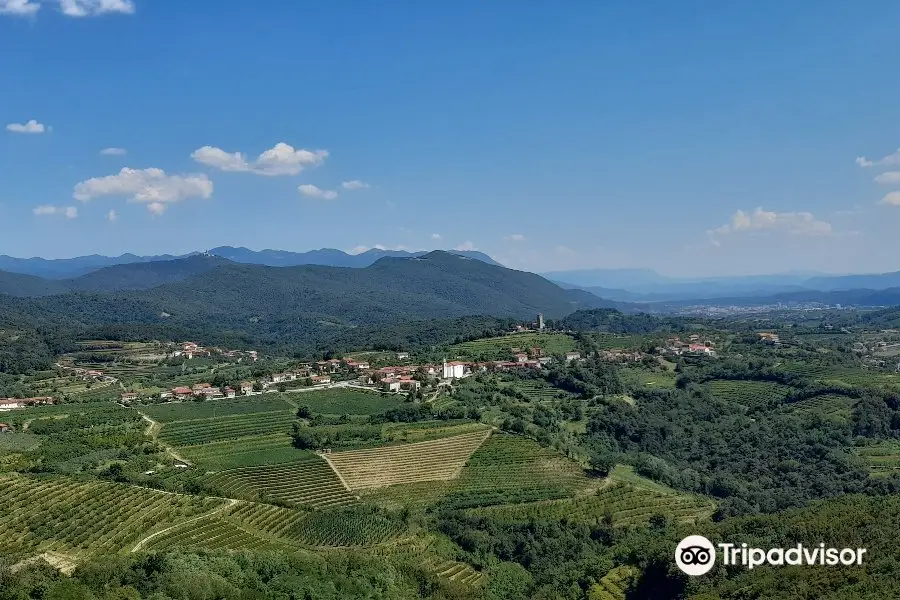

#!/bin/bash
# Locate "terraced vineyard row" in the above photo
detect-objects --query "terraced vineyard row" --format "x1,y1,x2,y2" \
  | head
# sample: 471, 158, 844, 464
158, 410, 296, 446
785, 393, 856, 421
854, 441, 900, 477
144, 516, 278, 552
501, 380, 571, 403
285, 506, 406, 547
205, 456, 357, 508
178, 434, 304, 470
472, 480, 713, 527
589, 566, 636, 600
424, 558, 486, 587
704, 379, 791, 409
327, 429, 492, 491
439, 433, 592, 509
0, 475, 221, 556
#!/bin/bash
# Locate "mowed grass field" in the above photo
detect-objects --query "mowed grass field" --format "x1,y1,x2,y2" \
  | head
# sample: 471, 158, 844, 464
437, 433, 594, 509
471, 465, 714, 527
283, 388, 403, 415
449, 333, 575, 360
327, 429, 492, 491
0, 474, 222, 557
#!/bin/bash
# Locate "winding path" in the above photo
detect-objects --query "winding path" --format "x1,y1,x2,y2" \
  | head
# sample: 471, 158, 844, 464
130, 498, 238, 552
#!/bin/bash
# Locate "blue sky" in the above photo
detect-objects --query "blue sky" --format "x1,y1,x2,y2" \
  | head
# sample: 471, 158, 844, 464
2, 0, 900, 277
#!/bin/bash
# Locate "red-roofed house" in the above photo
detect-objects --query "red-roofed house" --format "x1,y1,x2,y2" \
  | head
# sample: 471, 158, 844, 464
172, 387, 192, 400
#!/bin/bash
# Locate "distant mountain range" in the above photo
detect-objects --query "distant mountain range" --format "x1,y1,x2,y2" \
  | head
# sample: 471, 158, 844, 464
0, 247, 502, 280
0, 252, 628, 336
544, 267, 900, 302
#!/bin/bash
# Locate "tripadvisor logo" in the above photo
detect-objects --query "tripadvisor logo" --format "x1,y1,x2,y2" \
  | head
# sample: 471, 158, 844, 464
675, 535, 867, 576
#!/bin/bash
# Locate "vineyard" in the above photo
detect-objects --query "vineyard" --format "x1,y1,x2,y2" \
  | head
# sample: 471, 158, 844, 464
438, 433, 593, 509
143, 397, 293, 423
784, 393, 857, 421
204, 456, 357, 508
703, 379, 791, 409
381, 421, 491, 444
158, 410, 296, 446
177, 433, 303, 470
142, 514, 281, 553
855, 441, 900, 477
326, 429, 492, 491
588, 566, 637, 600
284, 505, 406, 547
0, 474, 221, 557
449, 332, 574, 360
471, 466, 714, 527
283, 388, 402, 415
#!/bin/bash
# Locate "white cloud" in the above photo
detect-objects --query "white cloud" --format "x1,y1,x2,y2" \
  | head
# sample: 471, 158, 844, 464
455, 241, 476, 251
100, 147, 127, 156
192, 142, 328, 176
349, 245, 369, 255
73, 167, 213, 215
430, 233, 441, 240
58, 0, 134, 16
880, 192, 900, 206
6, 119, 46, 134
856, 149, 900, 169
373, 244, 387, 250
34, 205, 78, 219
341, 180, 370, 190
505, 233, 526, 242
709, 207, 833, 238
298, 184, 337, 200
0, 0, 39, 15
106, 209, 117, 222
874, 171, 900, 185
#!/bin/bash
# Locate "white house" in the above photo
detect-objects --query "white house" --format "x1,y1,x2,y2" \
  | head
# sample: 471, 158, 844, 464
442, 360, 466, 379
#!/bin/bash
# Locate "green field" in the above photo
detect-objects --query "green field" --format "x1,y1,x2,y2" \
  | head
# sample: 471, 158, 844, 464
855, 441, 900, 478
0, 474, 221, 557
177, 434, 305, 469
204, 456, 357, 508
618, 367, 677, 390
158, 410, 296, 446
784, 393, 857, 421
0, 433, 42, 453
283, 388, 403, 415
471, 466, 714, 527
499, 379, 573, 403
703, 379, 792, 409
588, 566, 637, 600
143, 397, 293, 423
449, 332, 575, 360
437, 433, 593, 509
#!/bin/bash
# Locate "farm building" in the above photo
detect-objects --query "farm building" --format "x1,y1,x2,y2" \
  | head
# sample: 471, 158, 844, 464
172, 386, 192, 400
311, 375, 331, 385
397, 352, 410, 360
240, 382, 254, 394
0, 400, 22, 411
0, 423, 11, 433
224, 387, 236, 398
442, 360, 467, 379
192, 383, 212, 392
565, 352, 582, 362
159, 391, 172, 399
120, 392, 138, 402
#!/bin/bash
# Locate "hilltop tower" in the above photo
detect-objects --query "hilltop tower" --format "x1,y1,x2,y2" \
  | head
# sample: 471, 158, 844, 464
537, 313, 545, 331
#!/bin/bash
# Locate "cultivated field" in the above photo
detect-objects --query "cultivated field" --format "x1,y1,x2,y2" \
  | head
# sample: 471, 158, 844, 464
438, 433, 593, 509
177, 434, 304, 470
703, 379, 791, 410
498, 379, 573, 403
284, 388, 402, 415
0, 474, 221, 557
471, 466, 714, 526
589, 566, 637, 600
327, 429, 492, 491
143, 397, 293, 423
855, 441, 900, 478
784, 393, 857, 421
158, 410, 296, 446
449, 332, 574, 360
205, 456, 357, 508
